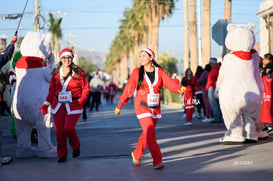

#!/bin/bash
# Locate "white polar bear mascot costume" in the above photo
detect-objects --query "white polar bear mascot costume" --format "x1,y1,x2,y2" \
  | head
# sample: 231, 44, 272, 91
216, 23, 269, 144
12, 32, 57, 158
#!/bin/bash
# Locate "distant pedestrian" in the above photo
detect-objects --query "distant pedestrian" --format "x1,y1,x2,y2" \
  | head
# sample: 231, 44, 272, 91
198, 63, 213, 123
181, 68, 195, 119
89, 72, 103, 111
0, 35, 17, 67
261, 53, 273, 77
0, 35, 17, 166
108, 80, 117, 104
114, 48, 185, 169
206, 58, 223, 123
181, 79, 194, 125
192, 66, 204, 119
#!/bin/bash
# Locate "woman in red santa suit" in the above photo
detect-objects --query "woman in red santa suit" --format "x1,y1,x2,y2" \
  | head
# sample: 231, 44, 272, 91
115, 48, 185, 169
39, 48, 90, 163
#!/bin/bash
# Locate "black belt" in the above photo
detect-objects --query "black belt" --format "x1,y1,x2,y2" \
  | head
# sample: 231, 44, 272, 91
140, 101, 160, 108
56, 96, 79, 101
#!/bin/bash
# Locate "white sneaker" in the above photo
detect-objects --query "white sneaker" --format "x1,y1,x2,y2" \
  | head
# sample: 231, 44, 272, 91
192, 113, 196, 118
202, 118, 211, 123
184, 122, 192, 126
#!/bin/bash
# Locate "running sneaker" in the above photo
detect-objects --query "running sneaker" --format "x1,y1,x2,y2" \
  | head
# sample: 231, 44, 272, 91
184, 122, 192, 126
131, 152, 141, 166
154, 163, 165, 169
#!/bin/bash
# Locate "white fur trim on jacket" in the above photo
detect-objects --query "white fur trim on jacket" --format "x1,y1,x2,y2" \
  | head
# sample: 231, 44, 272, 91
137, 113, 162, 119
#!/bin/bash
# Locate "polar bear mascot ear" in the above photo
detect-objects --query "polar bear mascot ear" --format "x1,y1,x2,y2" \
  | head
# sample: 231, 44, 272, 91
20, 31, 55, 69
225, 23, 255, 52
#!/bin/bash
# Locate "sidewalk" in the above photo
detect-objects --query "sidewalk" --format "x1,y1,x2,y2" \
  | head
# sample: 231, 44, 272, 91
0, 99, 273, 181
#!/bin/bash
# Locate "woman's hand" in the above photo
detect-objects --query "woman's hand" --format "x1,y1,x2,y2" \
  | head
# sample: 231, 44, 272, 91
114, 108, 121, 115
39, 104, 49, 115
78, 99, 84, 106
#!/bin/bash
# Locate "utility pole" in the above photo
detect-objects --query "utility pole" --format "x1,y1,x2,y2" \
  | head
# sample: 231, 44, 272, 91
33, 0, 40, 32
197, 0, 202, 65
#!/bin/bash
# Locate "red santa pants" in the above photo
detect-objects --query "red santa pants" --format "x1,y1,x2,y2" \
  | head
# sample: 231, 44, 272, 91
132, 117, 162, 166
53, 104, 81, 158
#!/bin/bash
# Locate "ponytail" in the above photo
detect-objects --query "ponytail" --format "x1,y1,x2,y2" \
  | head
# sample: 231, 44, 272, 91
137, 65, 144, 90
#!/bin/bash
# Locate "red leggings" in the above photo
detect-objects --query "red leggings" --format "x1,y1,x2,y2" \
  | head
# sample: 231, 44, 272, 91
53, 104, 81, 157
185, 107, 194, 122
132, 117, 162, 166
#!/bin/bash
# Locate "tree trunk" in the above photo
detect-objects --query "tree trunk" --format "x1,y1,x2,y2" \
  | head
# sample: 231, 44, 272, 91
189, 0, 198, 71
183, 0, 190, 72
223, 0, 232, 57
224, 0, 232, 20
202, 0, 211, 66
129, 49, 135, 74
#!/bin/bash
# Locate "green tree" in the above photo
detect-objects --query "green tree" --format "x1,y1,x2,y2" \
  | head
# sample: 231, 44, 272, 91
158, 52, 178, 76
48, 13, 62, 62
77, 57, 99, 76
158, 52, 180, 104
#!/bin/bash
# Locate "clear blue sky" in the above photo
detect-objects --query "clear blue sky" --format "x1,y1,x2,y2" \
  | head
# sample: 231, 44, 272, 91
0, 0, 265, 60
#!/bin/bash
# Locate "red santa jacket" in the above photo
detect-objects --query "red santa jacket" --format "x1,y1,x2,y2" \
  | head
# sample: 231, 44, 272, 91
45, 67, 90, 115
192, 75, 202, 95
117, 67, 182, 119
206, 62, 221, 91
261, 76, 273, 124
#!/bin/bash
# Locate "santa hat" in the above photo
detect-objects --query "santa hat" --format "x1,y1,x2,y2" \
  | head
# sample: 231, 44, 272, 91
59, 48, 74, 58
141, 48, 155, 60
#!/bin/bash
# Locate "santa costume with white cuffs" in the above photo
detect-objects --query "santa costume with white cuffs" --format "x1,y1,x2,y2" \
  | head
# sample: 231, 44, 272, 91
44, 50, 90, 115
43, 48, 90, 158
117, 48, 183, 167
116, 53, 182, 121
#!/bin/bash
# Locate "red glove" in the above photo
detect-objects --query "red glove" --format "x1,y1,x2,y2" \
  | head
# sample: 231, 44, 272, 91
39, 104, 49, 115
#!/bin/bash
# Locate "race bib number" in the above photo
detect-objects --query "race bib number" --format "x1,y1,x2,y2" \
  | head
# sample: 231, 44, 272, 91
147, 93, 160, 108
58, 91, 72, 103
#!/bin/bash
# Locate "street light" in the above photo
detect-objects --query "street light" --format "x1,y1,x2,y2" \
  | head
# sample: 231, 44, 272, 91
2, 13, 22, 20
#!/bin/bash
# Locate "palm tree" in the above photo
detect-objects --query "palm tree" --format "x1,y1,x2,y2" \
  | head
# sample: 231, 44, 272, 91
189, 0, 198, 70
106, 0, 176, 81
224, 0, 232, 20
223, 0, 232, 57
48, 13, 62, 63
144, 0, 175, 58
202, 0, 211, 66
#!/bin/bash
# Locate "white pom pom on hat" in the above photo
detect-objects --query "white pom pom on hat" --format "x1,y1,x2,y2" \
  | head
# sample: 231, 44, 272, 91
59, 48, 74, 58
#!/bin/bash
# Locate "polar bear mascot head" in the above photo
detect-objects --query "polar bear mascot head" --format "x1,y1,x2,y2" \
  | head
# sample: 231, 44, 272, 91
225, 23, 256, 52
12, 31, 57, 158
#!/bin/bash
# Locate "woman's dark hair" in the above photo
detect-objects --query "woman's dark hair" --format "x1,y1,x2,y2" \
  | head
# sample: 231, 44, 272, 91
264, 53, 273, 62
181, 79, 188, 87
137, 56, 161, 90
204, 64, 212, 72
184, 68, 193, 79
194, 66, 204, 78
53, 61, 83, 81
